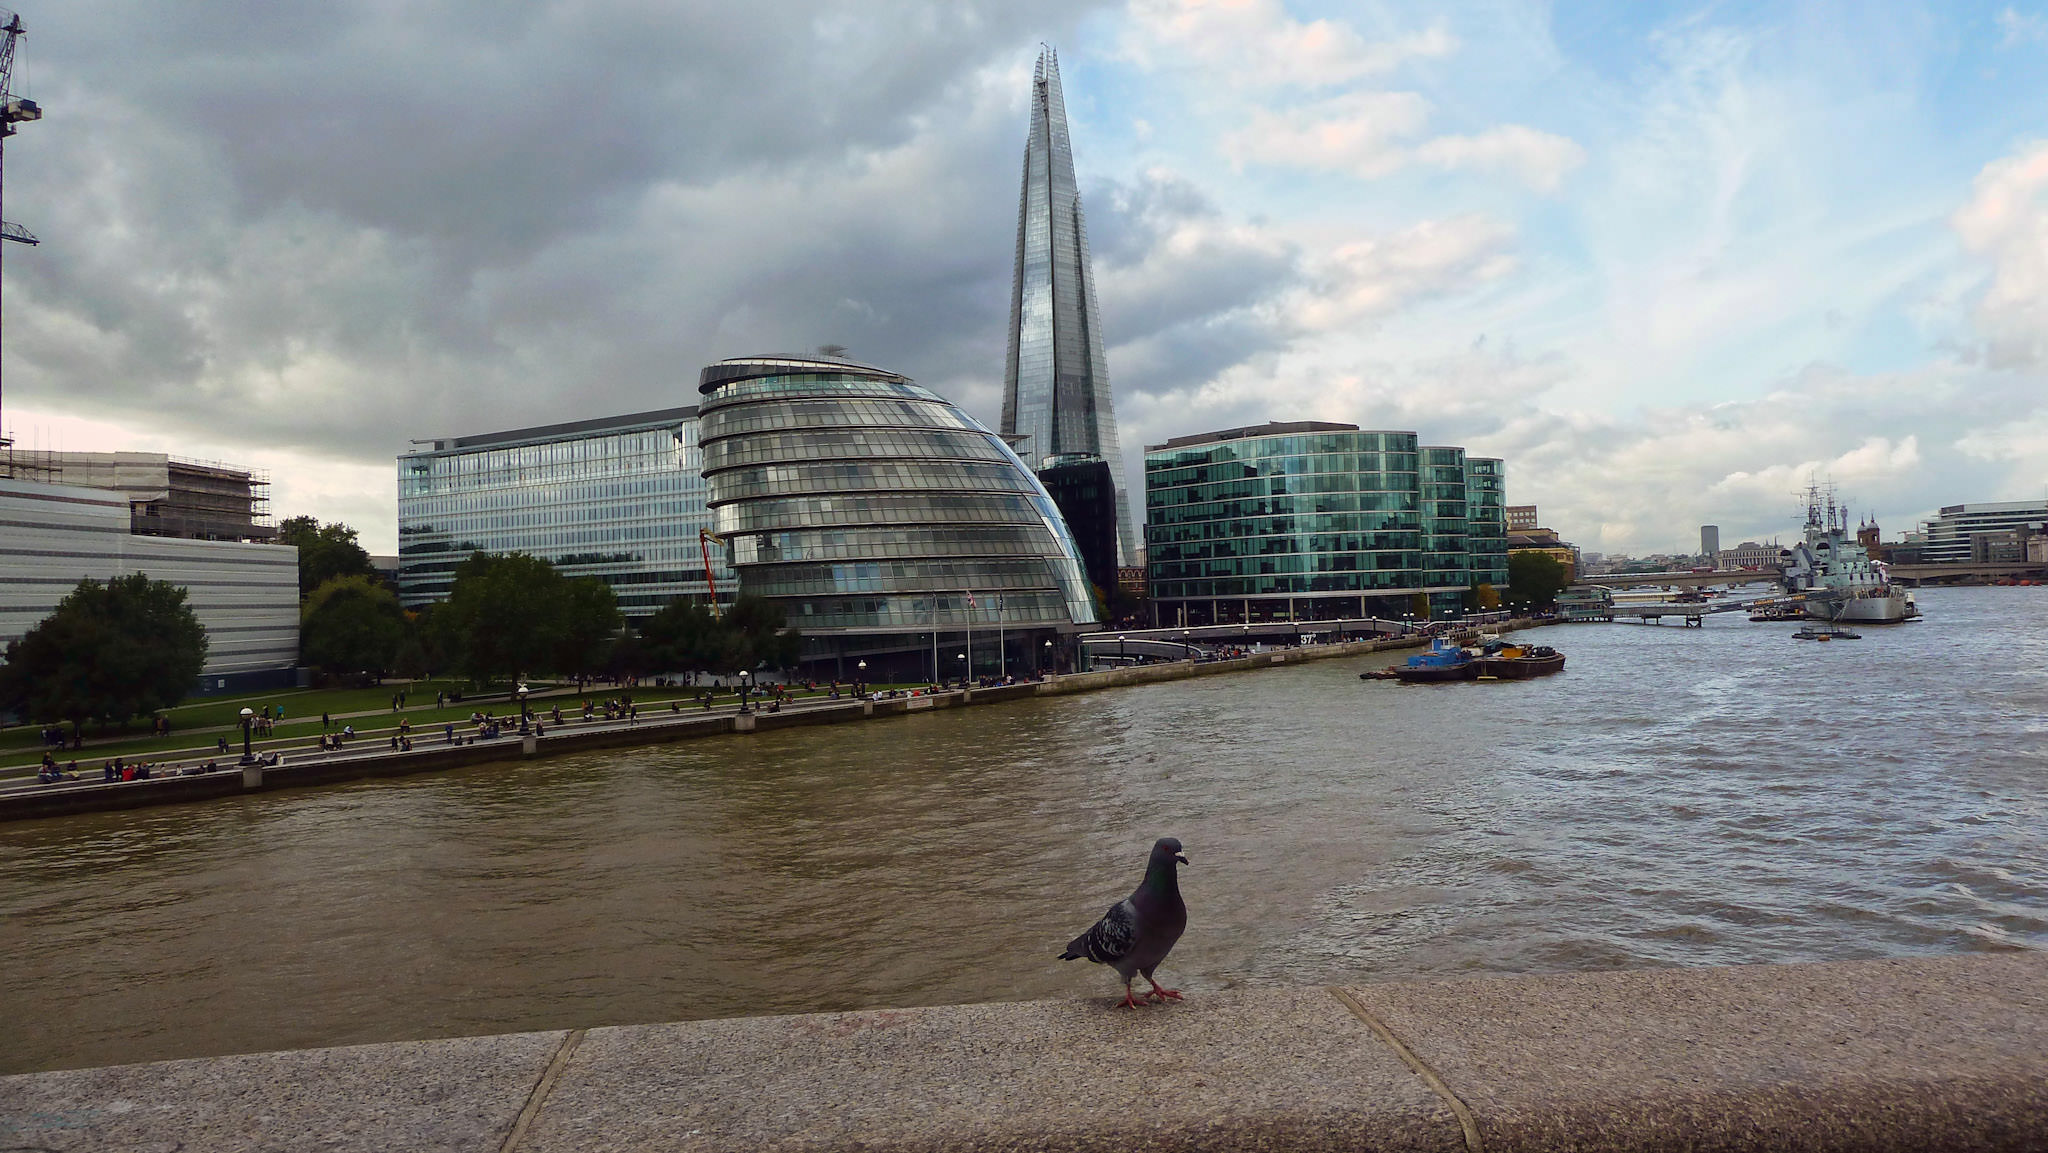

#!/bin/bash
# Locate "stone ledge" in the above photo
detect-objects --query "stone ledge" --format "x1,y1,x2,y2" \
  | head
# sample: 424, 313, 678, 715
6, 950, 2040, 1153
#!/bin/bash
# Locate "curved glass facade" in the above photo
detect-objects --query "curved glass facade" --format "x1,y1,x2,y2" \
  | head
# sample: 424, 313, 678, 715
699, 356, 1098, 677
1145, 423, 1510, 624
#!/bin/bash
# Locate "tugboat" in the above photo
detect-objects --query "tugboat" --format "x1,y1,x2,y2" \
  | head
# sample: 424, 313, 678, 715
1473, 640, 1567, 679
1779, 484, 1919, 623
1391, 637, 1479, 683
1792, 624, 1861, 641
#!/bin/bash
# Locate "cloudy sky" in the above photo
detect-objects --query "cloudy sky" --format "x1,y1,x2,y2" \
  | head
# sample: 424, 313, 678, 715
4, 0, 2046, 556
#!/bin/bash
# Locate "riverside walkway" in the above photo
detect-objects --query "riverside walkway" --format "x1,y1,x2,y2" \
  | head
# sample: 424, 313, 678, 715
3, 952, 2041, 1151
0, 627, 1457, 823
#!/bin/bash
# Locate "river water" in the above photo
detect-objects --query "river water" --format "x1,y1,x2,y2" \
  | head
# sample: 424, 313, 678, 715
4, 586, 2044, 1074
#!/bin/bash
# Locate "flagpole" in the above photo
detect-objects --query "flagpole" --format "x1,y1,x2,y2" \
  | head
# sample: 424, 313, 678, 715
965, 587, 972, 684
998, 593, 1005, 680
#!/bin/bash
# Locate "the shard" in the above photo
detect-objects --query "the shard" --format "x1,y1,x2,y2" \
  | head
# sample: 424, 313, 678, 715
1003, 46, 1138, 569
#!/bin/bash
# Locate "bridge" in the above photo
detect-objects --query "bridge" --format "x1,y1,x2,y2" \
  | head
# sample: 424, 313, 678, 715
1591, 561, 2046, 590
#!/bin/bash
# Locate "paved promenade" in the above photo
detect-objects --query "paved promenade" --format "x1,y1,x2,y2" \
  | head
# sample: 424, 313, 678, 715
1, 629, 1446, 822
4, 952, 2042, 1151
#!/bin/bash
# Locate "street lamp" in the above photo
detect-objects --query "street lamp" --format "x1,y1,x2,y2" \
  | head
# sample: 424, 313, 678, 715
238, 707, 255, 764
1042, 638, 1053, 676
738, 669, 753, 714
1118, 634, 1127, 664
856, 659, 866, 697
957, 651, 968, 684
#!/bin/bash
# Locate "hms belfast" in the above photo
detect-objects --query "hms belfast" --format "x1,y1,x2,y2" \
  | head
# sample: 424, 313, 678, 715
1780, 486, 1920, 623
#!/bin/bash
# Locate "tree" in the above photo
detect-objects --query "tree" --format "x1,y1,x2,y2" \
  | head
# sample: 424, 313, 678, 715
436, 552, 571, 685
0, 574, 208, 738
1474, 582, 1502, 611
726, 593, 800, 672
278, 515, 376, 599
300, 575, 407, 679
554, 576, 623, 686
1506, 552, 1569, 609
639, 594, 797, 675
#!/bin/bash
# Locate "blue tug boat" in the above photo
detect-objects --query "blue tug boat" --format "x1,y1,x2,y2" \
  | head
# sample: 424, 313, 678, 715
1391, 637, 1479, 683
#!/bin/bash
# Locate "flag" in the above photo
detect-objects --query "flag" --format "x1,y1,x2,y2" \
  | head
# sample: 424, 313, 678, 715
965, 590, 976, 608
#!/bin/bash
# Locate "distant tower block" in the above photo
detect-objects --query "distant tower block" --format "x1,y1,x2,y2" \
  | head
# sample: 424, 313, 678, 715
1700, 524, 1720, 559
1002, 46, 1137, 568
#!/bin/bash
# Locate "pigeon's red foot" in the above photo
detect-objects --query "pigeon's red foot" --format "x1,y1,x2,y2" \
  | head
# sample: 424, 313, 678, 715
1117, 989, 1148, 1009
1146, 986, 1184, 1002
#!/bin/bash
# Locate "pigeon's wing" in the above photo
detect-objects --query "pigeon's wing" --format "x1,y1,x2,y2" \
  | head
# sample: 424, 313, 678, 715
1060, 898, 1139, 963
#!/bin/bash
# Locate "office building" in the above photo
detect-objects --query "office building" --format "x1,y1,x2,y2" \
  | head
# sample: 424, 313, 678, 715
1507, 504, 1539, 531
698, 354, 1098, 680
397, 408, 732, 614
1002, 46, 1138, 570
1145, 422, 1511, 624
1034, 456, 1117, 597
1915, 501, 2048, 564
1, 476, 299, 690
1718, 540, 1780, 570
1700, 524, 1720, 559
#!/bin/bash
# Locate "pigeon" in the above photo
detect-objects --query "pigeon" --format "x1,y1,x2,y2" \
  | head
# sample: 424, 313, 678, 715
1059, 836, 1189, 1008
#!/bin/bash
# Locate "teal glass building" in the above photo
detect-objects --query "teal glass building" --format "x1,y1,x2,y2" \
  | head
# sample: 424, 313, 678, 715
698, 355, 1099, 680
396, 408, 733, 614
1145, 422, 1511, 625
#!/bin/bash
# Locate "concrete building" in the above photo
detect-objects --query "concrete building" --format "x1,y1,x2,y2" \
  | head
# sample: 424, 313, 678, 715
1145, 422, 1510, 624
698, 355, 1098, 681
0, 477, 300, 691
1718, 541, 1781, 570
1002, 46, 1138, 570
1916, 501, 2048, 564
11, 450, 276, 542
1507, 504, 1540, 532
397, 408, 734, 615
1700, 524, 1720, 559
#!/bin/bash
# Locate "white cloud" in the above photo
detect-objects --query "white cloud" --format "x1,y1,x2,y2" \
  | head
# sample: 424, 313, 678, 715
1953, 139, 2048, 369
1414, 125, 1587, 193
1221, 92, 1583, 192
1123, 0, 1454, 88
1221, 91, 1429, 178
1289, 215, 1518, 331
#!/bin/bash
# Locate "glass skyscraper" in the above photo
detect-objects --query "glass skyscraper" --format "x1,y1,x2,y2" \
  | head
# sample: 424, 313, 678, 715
1002, 46, 1138, 571
698, 355, 1098, 680
396, 408, 733, 615
1146, 422, 1512, 624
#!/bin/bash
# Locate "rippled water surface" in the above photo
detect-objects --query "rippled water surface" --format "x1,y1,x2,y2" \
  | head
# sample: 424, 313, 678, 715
4, 586, 2045, 1073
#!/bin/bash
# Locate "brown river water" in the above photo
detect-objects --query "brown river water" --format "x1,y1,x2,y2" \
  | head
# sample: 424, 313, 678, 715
4, 585, 2045, 1074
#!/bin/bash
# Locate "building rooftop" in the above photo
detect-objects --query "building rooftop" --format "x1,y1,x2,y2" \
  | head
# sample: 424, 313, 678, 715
406, 407, 700, 455
697, 355, 909, 395
1148, 421, 1372, 452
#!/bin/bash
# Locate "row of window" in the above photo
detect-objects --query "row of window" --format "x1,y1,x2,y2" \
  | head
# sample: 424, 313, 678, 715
1152, 573, 1443, 597
1151, 494, 1430, 523
1152, 533, 1423, 559
744, 557, 1062, 598
701, 428, 1006, 472
786, 589, 1075, 631
707, 460, 1038, 504
730, 525, 1057, 566
713, 492, 1052, 534
698, 373, 944, 409
1154, 554, 1423, 578
1149, 474, 1424, 505
699, 398, 983, 440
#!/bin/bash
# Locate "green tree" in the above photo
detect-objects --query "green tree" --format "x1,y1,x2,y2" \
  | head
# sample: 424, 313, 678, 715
1474, 582, 1502, 611
554, 576, 623, 686
0, 574, 208, 739
278, 515, 376, 599
436, 552, 567, 684
640, 598, 739, 673
300, 575, 407, 679
727, 593, 800, 672
1506, 552, 1569, 609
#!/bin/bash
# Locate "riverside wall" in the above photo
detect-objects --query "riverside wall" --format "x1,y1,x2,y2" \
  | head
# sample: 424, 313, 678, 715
0, 625, 1476, 824
4, 951, 2042, 1151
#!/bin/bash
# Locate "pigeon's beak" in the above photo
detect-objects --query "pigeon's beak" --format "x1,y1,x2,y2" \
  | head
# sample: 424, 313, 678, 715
1175, 852, 1190, 865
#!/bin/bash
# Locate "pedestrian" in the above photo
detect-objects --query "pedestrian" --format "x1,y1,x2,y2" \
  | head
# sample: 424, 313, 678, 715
436, 691, 445, 708
322, 711, 331, 729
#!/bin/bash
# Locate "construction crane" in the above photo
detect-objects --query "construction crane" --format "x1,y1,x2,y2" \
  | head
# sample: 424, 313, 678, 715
699, 528, 723, 619
0, 9, 41, 454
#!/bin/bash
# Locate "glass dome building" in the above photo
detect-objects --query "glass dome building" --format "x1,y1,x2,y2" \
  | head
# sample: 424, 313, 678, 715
697, 356, 1099, 681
